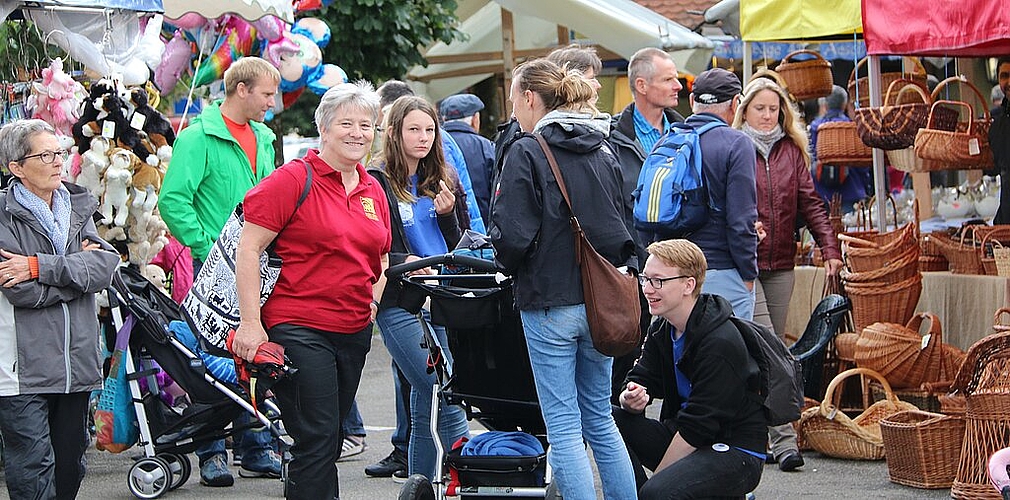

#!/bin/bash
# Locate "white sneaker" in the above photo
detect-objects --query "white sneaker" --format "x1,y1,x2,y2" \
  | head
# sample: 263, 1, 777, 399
338, 435, 367, 461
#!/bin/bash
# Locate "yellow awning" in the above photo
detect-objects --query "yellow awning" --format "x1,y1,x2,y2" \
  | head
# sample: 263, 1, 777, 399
739, 0, 861, 41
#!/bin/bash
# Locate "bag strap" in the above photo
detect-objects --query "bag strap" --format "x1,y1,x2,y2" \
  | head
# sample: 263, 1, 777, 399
533, 133, 588, 264
293, 158, 313, 214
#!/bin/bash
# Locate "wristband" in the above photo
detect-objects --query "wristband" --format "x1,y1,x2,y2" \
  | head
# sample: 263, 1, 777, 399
371, 300, 380, 308
28, 256, 39, 279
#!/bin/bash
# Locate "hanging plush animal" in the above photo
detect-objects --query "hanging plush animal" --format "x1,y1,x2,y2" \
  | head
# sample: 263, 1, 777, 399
100, 149, 134, 227
29, 58, 86, 137
129, 87, 175, 148
72, 79, 146, 156
77, 137, 111, 199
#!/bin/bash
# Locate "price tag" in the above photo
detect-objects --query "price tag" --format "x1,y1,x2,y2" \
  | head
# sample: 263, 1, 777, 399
101, 121, 116, 139
968, 138, 981, 156
921, 333, 931, 350
130, 113, 146, 131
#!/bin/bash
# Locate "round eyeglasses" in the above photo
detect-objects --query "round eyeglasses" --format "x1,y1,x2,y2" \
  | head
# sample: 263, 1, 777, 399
637, 275, 691, 289
18, 150, 69, 164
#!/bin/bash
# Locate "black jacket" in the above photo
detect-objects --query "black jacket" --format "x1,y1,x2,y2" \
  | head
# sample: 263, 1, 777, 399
490, 115, 637, 310
624, 294, 767, 452
367, 168, 463, 310
992, 98, 1010, 223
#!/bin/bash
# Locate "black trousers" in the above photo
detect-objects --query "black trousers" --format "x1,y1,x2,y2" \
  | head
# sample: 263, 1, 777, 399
0, 391, 91, 500
613, 407, 763, 500
269, 322, 371, 500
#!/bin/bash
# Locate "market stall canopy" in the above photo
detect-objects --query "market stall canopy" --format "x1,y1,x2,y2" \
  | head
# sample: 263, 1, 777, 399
9, 0, 162, 11
862, 0, 1010, 56
162, 0, 293, 23
739, 0, 861, 41
407, 0, 713, 101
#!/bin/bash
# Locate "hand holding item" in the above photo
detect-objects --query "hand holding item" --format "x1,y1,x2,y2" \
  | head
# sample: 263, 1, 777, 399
755, 220, 766, 242
620, 381, 650, 413
230, 322, 268, 362
824, 258, 844, 277
434, 180, 456, 215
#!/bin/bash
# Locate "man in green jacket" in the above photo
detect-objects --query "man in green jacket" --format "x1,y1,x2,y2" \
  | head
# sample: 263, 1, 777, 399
157, 56, 282, 487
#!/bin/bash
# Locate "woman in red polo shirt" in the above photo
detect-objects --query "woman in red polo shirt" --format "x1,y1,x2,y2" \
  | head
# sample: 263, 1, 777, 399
231, 81, 392, 500
368, 95, 471, 481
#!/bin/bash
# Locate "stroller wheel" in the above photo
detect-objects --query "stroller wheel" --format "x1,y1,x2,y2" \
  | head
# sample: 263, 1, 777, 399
127, 457, 172, 499
397, 473, 435, 500
157, 453, 191, 490
545, 480, 562, 499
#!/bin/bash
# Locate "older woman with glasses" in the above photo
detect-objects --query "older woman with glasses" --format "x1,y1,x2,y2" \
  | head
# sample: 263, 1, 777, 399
0, 119, 120, 500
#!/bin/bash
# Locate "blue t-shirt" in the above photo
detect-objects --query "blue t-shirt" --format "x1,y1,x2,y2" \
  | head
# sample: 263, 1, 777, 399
671, 327, 691, 409
400, 174, 449, 257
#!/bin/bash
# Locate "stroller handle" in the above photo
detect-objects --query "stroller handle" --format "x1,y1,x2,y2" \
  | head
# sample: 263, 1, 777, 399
385, 253, 501, 277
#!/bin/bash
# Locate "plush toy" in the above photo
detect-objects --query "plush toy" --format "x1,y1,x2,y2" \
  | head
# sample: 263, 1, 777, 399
141, 264, 168, 293
72, 78, 147, 157
101, 149, 134, 227
129, 87, 175, 148
77, 137, 111, 199
29, 58, 86, 138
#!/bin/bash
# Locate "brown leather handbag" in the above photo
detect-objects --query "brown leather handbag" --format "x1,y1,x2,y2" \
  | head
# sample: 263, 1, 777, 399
534, 133, 641, 357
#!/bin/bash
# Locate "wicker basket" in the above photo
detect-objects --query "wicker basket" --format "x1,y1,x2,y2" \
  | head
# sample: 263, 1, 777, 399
950, 331, 1010, 499
797, 368, 919, 460
775, 49, 833, 101
880, 410, 966, 489
842, 245, 920, 284
846, 274, 922, 335
835, 332, 860, 361
886, 146, 951, 172
854, 313, 944, 390
841, 225, 919, 273
847, 57, 929, 108
993, 241, 1010, 277
870, 381, 942, 412
914, 76, 994, 171
925, 230, 984, 275
795, 397, 821, 451
817, 121, 873, 167
918, 255, 949, 272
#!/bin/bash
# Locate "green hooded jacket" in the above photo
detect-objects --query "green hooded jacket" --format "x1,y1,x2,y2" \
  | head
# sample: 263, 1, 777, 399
158, 101, 276, 261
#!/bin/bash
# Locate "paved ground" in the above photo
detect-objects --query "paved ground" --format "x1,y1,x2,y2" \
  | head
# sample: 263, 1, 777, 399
1, 332, 956, 499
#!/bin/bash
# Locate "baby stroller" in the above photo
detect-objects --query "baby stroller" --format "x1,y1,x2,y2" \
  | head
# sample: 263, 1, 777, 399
106, 266, 292, 499
386, 253, 559, 499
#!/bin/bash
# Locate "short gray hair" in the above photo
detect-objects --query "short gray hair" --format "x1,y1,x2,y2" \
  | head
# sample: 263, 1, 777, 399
628, 47, 672, 94
314, 81, 381, 133
692, 100, 732, 115
0, 119, 55, 167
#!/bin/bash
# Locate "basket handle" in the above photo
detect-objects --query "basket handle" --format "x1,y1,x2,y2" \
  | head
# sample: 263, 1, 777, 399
883, 79, 930, 107
994, 308, 1010, 331
980, 228, 1010, 257
904, 311, 943, 345
837, 233, 880, 248
782, 49, 826, 65
822, 367, 895, 415
865, 195, 899, 229
848, 56, 926, 84
927, 100, 976, 132
930, 75, 992, 121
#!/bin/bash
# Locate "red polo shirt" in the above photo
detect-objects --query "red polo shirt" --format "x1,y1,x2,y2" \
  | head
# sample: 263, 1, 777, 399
243, 149, 391, 333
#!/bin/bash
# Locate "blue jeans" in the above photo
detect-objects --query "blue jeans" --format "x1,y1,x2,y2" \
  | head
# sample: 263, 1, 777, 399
376, 307, 470, 479
342, 400, 365, 436
520, 304, 637, 500
195, 414, 274, 467
702, 268, 756, 320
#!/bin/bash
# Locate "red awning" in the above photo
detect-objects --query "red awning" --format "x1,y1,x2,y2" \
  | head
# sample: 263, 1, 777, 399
862, 0, 1010, 56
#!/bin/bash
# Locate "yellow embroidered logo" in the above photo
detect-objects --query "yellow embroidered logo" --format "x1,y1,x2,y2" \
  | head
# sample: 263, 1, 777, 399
361, 197, 378, 220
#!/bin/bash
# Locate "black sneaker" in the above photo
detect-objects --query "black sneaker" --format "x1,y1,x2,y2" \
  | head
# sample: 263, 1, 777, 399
364, 449, 407, 478
392, 468, 409, 484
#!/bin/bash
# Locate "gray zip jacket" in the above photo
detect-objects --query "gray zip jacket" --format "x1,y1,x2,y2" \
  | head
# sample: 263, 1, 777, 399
0, 182, 120, 396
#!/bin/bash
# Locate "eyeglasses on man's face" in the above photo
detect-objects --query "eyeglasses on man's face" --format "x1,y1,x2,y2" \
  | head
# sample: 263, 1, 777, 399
637, 275, 691, 289
18, 150, 69, 164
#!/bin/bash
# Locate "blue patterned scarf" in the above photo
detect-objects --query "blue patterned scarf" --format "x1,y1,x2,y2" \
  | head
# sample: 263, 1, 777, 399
13, 182, 72, 254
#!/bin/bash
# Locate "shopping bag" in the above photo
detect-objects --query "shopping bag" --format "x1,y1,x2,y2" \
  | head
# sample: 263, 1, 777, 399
94, 315, 139, 453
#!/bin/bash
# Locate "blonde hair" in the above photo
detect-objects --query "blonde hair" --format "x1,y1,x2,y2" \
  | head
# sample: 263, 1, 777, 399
223, 57, 281, 96
646, 239, 707, 298
513, 58, 598, 114
733, 78, 811, 167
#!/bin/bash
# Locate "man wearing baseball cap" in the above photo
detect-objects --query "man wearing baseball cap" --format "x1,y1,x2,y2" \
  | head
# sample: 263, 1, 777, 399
683, 68, 759, 321
441, 94, 494, 224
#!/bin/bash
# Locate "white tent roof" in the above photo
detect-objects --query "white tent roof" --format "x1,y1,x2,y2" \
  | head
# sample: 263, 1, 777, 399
408, 0, 714, 100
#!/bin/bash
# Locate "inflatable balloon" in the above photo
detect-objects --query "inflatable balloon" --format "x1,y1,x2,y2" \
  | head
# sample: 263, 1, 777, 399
278, 31, 322, 93
165, 12, 210, 31
264, 34, 299, 69
154, 30, 193, 92
292, 17, 330, 48
136, 15, 166, 72
252, 15, 286, 42
191, 19, 257, 88
307, 64, 347, 95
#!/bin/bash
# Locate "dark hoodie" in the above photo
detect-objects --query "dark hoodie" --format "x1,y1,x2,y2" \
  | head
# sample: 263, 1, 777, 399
490, 111, 637, 310
624, 294, 767, 453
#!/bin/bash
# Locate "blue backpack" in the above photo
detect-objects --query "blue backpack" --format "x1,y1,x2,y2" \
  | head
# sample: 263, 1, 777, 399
633, 121, 725, 239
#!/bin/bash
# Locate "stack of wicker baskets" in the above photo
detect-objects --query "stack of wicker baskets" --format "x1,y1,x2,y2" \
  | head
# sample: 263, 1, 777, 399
924, 224, 1010, 275
840, 223, 922, 334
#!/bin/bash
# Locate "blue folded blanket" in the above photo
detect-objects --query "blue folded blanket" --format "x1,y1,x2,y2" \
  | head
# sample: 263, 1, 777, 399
461, 431, 544, 457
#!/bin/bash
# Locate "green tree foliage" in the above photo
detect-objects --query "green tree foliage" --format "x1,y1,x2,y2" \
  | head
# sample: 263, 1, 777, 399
277, 0, 464, 137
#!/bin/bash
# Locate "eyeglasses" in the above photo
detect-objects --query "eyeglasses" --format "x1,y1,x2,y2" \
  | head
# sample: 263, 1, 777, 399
18, 150, 69, 164
638, 275, 691, 289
